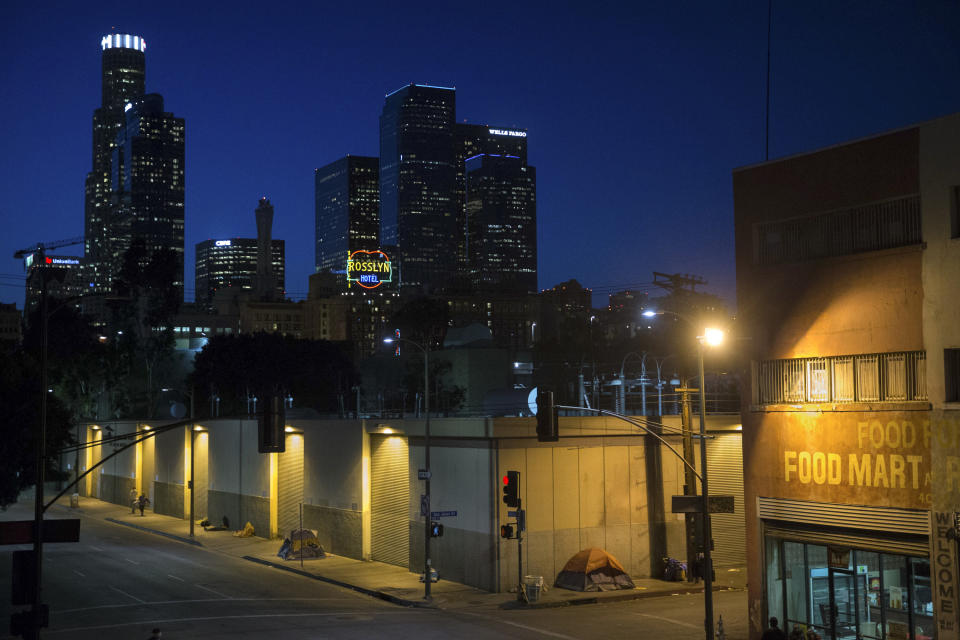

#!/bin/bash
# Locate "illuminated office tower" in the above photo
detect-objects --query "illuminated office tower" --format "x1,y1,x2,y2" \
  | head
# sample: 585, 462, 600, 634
110, 93, 185, 293
465, 154, 537, 293
455, 123, 528, 274
85, 33, 147, 294
195, 237, 285, 305
315, 155, 380, 277
379, 84, 457, 291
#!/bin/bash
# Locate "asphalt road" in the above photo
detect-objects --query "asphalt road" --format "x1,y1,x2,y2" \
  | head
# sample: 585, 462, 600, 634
0, 515, 747, 639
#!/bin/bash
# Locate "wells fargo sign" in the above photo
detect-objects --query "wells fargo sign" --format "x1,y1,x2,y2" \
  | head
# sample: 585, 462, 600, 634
346, 250, 392, 289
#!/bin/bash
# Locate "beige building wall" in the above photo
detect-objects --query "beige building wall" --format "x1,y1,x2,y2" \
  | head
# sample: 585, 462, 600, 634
920, 114, 960, 638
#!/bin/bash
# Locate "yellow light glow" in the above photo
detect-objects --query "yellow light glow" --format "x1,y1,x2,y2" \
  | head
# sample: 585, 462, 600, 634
193, 425, 203, 431
284, 426, 294, 433
703, 327, 724, 347
143, 425, 151, 431
381, 427, 394, 434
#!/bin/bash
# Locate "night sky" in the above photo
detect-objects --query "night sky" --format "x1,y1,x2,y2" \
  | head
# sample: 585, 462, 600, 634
3, 1, 960, 310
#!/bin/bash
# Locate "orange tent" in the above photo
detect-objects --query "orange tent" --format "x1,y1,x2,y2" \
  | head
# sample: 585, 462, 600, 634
555, 547, 636, 592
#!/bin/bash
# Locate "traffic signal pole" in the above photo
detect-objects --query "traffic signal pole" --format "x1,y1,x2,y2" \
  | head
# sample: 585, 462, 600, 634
516, 497, 523, 602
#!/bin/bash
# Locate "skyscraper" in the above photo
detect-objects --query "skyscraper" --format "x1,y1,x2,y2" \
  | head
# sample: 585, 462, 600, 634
465, 154, 537, 293
455, 124, 529, 279
379, 84, 457, 291
85, 33, 146, 294
315, 155, 379, 277
195, 238, 285, 305
110, 94, 186, 291
84, 34, 185, 298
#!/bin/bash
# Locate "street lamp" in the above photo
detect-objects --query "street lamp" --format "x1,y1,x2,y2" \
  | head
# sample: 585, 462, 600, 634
383, 331, 433, 600
643, 309, 725, 640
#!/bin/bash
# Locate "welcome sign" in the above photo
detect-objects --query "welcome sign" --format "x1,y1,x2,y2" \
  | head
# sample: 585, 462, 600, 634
346, 249, 392, 289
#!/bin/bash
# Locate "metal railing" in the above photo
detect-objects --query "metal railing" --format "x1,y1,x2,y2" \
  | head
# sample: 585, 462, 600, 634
754, 351, 926, 405
756, 195, 921, 265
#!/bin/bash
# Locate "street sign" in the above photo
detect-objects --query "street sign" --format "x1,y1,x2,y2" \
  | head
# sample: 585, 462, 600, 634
0, 519, 80, 545
418, 469, 431, 480
671, 495, 735, 514
430, 511, 457, 518
507, 510, 518, 517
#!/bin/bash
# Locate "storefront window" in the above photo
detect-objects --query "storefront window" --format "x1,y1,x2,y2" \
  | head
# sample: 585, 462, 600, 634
765, 536, 930, 640
784, 541, 808, 632
882, 555, 910, 638
910, 558, 933, 639
855, 550, 882, 639
808, 545, 830, 635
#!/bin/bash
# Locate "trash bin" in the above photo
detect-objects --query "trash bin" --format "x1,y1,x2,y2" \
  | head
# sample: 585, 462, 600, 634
524, 575, 543, 602
70, 493, 79, 508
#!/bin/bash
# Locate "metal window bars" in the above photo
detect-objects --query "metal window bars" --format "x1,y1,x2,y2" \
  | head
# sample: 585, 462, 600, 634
754, 351, 926, 405
757, 195, 921, 265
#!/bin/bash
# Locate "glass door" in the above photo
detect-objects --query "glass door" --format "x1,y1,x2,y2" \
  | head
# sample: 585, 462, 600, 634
828, 568, 863, 639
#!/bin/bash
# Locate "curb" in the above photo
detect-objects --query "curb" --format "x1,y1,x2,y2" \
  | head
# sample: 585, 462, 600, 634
241, 556, 436, 609
105, 517, 203, 546
517, 584, 724, 610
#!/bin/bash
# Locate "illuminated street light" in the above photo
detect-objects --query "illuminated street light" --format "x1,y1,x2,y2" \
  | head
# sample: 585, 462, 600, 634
703, 327, 724, 347
642, 308, 726, 640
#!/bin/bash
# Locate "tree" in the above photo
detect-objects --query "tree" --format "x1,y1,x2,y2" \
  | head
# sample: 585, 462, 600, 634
388, 296, 449, 348
0, 348, 73, 508
23, 299, 122, 420
189, 332, 357, 417
109, 239, 182, 416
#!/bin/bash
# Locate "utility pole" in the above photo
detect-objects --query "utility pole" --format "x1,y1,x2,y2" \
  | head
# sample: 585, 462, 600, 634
13, 237, 82, 639
677, 382, 698, 582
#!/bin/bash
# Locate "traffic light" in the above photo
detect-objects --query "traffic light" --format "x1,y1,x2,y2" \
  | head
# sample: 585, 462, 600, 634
430, 522, 444, 537
500, 524, 514, 539
536, 390, 559, 442
502, 470, 519, 507
258, 394, 286, 453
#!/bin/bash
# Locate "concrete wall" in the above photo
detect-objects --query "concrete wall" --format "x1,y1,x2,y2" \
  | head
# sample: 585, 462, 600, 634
154, 480, 184, 518
204, 419, 270, 532
152, 422, 186, 517
495, 433, 689, 592
303, 504, 362, 559
919, 114, 960, 639
100, 474, 136, 507
208, 489, 269, 536
300, 420, 364, 557
406, 437, 497, 591
733, 127, 923, 359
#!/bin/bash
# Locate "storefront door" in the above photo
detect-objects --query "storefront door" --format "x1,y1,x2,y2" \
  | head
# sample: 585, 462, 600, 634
827, 568, 867, 639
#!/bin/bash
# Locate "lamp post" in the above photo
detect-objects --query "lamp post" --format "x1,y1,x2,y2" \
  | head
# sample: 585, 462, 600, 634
643, 310, 724, 640
383, 332, 432, 600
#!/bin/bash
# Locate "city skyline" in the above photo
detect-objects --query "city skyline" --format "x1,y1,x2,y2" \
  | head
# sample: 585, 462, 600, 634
3, 1, 960, 309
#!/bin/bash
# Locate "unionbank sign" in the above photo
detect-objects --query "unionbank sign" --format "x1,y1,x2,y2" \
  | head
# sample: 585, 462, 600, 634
346, 250, 392, 289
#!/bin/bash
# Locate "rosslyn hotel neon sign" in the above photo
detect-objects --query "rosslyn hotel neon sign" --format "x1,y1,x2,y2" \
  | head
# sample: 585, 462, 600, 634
346, 250, 393, 289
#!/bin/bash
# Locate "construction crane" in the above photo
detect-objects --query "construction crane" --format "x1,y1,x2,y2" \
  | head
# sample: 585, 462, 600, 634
13, 236, 83, 266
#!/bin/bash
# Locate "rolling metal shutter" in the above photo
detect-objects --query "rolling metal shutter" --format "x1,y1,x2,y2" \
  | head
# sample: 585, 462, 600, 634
278, 434, 304, 539
371, 435, 410, 568
758, 496, 930, 556
194, 433, 208, 521
707, 432, 746, 566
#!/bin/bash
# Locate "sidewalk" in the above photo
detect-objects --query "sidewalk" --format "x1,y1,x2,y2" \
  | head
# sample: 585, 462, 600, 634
47, 496, 745, 610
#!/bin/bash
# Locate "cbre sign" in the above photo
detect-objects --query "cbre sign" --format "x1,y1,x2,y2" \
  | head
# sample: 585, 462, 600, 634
346, 249, 393, 289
